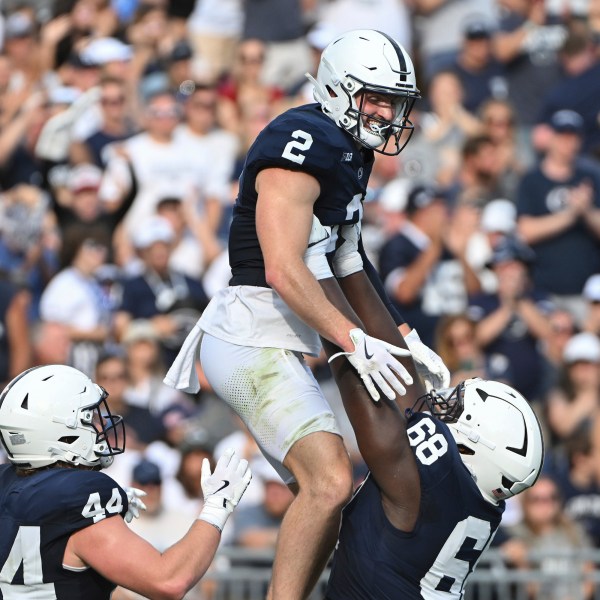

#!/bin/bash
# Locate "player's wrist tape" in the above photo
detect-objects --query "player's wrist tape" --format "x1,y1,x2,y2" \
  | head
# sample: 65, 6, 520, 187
332, 250, 363, 278
197, 499, 231, 532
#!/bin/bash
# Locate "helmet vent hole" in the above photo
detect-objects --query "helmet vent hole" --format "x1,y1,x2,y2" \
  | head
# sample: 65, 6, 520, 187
501, 475, 515, 490
58, 436, 78, 445
457, 444, 474, 455
466, 414, 472, 421
41, 375, 53, 381
20, 394, 28, 410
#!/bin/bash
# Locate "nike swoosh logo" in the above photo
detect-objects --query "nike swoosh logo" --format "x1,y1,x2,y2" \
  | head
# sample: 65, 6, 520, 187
364, 339, 373, 360
215, 480, 230, 493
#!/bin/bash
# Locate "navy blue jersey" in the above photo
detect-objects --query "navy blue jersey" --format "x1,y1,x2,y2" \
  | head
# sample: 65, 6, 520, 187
229, 103, 374, 287
326, 413, 504, 600
0, 464, 128, 599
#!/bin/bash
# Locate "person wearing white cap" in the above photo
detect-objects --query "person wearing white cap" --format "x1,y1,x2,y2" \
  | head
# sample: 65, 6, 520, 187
465, 198, 517, 292
582, 274, 600, 336
546, 331, 600, 441
114, 215, 208, 367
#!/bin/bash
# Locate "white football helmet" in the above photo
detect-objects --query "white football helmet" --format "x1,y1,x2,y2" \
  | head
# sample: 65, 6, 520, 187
420, 378, 544, 504
307, 29, 420, 155
0, 365, 125, 469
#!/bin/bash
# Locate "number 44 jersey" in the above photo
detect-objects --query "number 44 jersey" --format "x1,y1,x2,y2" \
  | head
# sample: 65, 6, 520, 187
0, 464, 128, 599
326, 412, 504, 600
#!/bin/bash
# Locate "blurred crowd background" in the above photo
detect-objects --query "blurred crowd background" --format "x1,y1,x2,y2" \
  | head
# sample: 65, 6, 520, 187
0, 0, 600, 597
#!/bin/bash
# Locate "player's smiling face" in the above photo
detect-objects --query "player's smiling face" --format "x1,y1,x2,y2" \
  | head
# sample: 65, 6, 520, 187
355, 90, 396, 135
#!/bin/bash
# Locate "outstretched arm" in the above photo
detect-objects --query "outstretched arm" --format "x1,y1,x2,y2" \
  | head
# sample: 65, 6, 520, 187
319, 273, 423, 530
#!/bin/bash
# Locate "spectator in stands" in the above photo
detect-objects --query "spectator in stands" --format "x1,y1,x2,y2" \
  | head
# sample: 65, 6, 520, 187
411, 0, 495, 82
542, 306, 579, 370
0, 183, 58, 316
96, 350, 168, 451
478, 97, 535, 200
115, 215, 208, 366
434, 313, 513, 387
447, 134, 502, 207
241, 0, 311, 92
546, 332, 600, 443
127, 458, 191, 551
39, 227, 112, 376
70, 77, 137, 168
582, 274, 600, 336
554, 431, 600, 549
155, 196, 221, 280
0, 278, 31, 387
121, 319, 190, 424
464, 198, 517, 293
378, 184, 480, 347
467, 235, 553, 403
31, 320, 71, 366
233, 456, 293, 550
493, 0, 564, 127
1, 10, 43, 120
217, 38, 285, 136
186, 0, 243, 83
534, 28, 600, 159
502, 475, 594, 600
516, 109, 600, 325
177, 83, 239, 234
51, 163, 135, 261
0, 91, 50, 189
409, 70, 480, 187
451, 19, 507, 114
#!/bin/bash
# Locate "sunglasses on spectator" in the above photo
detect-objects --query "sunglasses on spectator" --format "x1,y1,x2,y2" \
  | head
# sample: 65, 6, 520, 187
190, 100, 216, 110
97, 371, 127, 382
527, 493, 559, 504
101, 96, 126, 106
240, 54, 264, 65
147, 107, 179, 119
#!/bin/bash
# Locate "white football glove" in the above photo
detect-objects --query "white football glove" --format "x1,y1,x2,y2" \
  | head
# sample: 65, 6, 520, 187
404, 329, 451, 392
198, 448, 252, 532
124, 487, 147, 523
328, 328, 413, 402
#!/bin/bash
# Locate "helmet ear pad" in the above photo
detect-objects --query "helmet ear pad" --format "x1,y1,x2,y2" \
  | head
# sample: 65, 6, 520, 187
309, 29, 420, 155
0, 364, 125, 469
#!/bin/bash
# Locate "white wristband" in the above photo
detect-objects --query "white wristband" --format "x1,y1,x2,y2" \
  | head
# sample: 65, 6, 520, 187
197, 499, 230, 532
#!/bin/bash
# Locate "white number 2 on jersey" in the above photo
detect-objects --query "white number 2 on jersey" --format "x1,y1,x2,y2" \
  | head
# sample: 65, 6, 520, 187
420, 516, 493, 598
407, 417, 448, 466
282, 130, 313, 164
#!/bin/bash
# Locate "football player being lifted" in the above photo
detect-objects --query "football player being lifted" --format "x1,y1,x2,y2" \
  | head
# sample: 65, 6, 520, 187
0, 364, 251, 599
166, 28, 449, 599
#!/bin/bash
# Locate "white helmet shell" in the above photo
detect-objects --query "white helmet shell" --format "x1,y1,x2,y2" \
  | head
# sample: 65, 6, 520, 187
0, 365, 125, 469
425, 379, 544, 504
307, 29, 420, 155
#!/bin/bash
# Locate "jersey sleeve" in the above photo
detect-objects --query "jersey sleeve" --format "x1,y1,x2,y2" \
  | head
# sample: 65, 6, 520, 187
247, 113, 345, 189
10, 469, 128, 535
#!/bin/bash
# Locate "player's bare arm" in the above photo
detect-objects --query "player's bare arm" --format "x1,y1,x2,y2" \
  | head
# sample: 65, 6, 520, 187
65, 517, 220, 600
255, 167, 360, 352
319, 272, 422, 529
